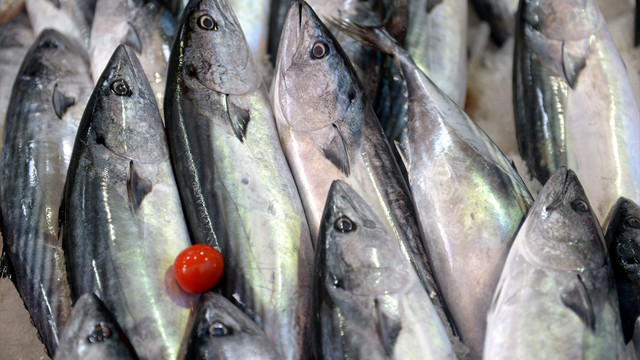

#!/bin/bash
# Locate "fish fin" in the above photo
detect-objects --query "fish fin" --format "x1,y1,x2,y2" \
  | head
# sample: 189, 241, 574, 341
374, 298, 401, 356
561, 40, 589, 88
226, 95, 250, 143
124, 22, 143, 54
426, 0, 443, 13
127, 161, 153, 211
52, 84, 76, 119
328, 18, 397, 56
320, 124, 350, 176
47, 0, 61, 8
561, 274, 596, 331
394, 140, 410, 173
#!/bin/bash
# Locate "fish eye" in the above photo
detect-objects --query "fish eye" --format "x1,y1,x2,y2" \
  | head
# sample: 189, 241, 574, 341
110, 79, 131, 96
88, 324, 112, 343
626, 217, 640, 229
197, 14, 218, 31
334, 215, 356, 233
571, 200, 589, 212
311, 41, 328, 59
209, 321, 232, 337
39, 40, 59, 49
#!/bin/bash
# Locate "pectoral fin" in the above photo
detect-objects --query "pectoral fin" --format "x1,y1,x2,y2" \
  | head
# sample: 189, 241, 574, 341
52, 84, 75, 119
562, 39, 590, 88
124, 23, 143, 54
127, 161, 153, 211
561, 274, 595, 331
320, 124, 350, 176
226, 95, 250, 142
374, 298, 401, 356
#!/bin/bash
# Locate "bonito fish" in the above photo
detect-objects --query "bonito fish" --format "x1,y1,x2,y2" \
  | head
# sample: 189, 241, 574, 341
484, 167, 626, 359
0, 29, 93, 357
513, 0, 640, 223
164, 1, 314, 358
54, 293, 139, 360
315, 180, 455, 360
62, 45, 194, 360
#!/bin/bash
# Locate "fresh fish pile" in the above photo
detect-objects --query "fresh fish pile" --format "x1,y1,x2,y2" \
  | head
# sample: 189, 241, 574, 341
0, 0, 638, 359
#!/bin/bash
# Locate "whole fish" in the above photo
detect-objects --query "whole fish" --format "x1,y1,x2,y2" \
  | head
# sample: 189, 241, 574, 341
90, 0, 177, 117
0, 10, 34, 148
605, 197, 640, 343
484, 167, 626, 359
338, 21, 532, 357
0, 29, 93, 357
54, 294, 139, 360
25, 0, 96, 49
185, 292, 280, 359
62, 45, 194, 360
164, 1, 314, 358
469, 0, 518, 46
315, 180, 455, 360
513, 0, 640, 223
272, 0, 457, 348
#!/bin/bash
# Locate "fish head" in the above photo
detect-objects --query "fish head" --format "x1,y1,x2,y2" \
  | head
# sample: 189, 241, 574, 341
85, 45, 168, 164
520, 0, 602, 40
522, 167, 607, 271
177, 0, 260, 95
317, 181, 413, 297
274, 1, 365, 133
605, 198, 640, 283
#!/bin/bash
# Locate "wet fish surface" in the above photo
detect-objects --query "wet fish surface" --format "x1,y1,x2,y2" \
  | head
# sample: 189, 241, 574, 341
25, 0, 96, 49
62, 45, 194, 360
513, 0, 640, 223
484, 167, 627, 359
185, 292, 280, 360
0, 29, 93, 357
315, 180, 455, 360
54, 293, 139, 360
164, 0, 314, 358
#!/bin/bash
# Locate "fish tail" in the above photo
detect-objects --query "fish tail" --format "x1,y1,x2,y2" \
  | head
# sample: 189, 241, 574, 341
329, 18, 399, 56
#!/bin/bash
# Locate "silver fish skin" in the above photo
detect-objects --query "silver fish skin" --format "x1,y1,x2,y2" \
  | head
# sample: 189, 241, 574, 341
62, 45, 194, 360
164, 1, 314, 358
605, 197, 640, 344
54, 293, 139, 360
484, 167, 627, 360
90, 0, 177, 119
513, 0, 640, 223
228, 0, 271, 62
338, 23, 531, 358
0, 29, 92, 357
0, 10, 33, 148
469, 0, 518, 46
272, 0, 456, 348
25, 0, 95, 49
316, 180, 456, 360
185, 292, 280, 360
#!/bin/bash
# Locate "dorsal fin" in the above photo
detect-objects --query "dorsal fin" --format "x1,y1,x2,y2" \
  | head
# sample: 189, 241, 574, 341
124, 23, 143, 54
561, 274, 596, 331
561, 39, 589, 88
226, 95, 250, 142
321, 124, 350, 176
127, 161, 153, 211
52, 84, 76, 119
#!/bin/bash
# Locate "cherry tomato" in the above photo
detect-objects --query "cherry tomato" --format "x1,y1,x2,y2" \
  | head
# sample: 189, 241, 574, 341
173, 244, 224, 294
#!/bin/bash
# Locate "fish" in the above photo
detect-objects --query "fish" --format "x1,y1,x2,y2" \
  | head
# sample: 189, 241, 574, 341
61, 45, 195, 360
89, 0, 177, 119
513, 0, 640, 224
272, 0, 458, 349
0, 29, 93, 357
164, 0, 314, 358
0, 10, 34, 149
54, 293, 138, 360
337, 20, 533, 357
605, 197, 640, 344
484, 167, 627, 359
315, 180, 456, 359
185, 292, 280, 359
469, 0, 518, 46
228, 0, 271, 63
25, 0, 96, 49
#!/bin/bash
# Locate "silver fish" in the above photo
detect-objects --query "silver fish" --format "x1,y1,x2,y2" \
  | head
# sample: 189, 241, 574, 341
54, 293, 138, 360
185, 292, 280, 360
228, 0, 271, 62
272, 0, 456, 348
164, 1, 314, 358
484, 167, 626, 359
0, 29, 93, 357
62, 45, 194, 360
605, 197, 640, 344
0, 10, 34, 148
316, 180, 455, 360
90, 0, 176, 118
25, 0, 96, 49
513, 0, 640, 224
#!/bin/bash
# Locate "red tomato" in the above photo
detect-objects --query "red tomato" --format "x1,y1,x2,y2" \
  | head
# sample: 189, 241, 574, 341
173, 244, 224, 294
